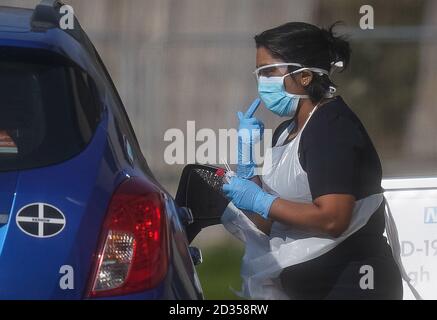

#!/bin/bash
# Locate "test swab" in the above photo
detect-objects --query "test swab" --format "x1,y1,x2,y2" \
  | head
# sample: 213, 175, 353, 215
244, 97, 261, 118
221, 158, 235, 183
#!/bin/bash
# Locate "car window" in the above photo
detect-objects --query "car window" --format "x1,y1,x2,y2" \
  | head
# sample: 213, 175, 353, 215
0, 47, 101, 172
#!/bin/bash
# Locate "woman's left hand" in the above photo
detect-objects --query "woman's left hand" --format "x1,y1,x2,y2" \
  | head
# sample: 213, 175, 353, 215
222, 177, 278, 219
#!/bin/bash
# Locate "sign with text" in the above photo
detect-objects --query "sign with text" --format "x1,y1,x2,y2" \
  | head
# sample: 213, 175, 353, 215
383, 177, 437, 300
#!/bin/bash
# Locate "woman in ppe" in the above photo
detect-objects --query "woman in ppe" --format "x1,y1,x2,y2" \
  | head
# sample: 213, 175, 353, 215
221, 22, 411, 300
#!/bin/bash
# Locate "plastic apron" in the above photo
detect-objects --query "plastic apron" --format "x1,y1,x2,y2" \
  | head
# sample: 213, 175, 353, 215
221, 104, 422, 300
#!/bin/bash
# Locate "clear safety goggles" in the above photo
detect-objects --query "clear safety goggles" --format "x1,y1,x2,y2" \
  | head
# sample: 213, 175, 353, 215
253, 62, 329, 82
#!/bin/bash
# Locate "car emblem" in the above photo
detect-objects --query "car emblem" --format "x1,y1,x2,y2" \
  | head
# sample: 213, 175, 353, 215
16, 203, 66, 238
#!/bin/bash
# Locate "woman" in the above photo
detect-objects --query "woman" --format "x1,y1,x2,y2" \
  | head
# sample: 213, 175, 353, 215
222, 22, 403, 299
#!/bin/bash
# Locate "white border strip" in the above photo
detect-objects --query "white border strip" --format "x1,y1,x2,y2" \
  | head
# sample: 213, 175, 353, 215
382, 176, 437, 191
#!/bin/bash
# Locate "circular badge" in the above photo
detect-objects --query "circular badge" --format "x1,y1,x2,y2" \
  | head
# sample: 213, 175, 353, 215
16, 203, 66, 238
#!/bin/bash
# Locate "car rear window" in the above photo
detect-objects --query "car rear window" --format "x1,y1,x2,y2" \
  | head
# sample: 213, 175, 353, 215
0, 47, 101, 172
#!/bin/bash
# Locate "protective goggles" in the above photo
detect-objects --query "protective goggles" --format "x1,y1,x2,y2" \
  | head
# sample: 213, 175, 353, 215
253, 62, 329, 82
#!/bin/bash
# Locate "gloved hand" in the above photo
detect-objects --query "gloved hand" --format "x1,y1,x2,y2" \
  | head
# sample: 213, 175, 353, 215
222, 176, 278, 219
237, 107, 264, 179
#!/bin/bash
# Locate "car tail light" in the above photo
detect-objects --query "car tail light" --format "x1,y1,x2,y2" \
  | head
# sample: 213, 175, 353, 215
87, 178, 169, 298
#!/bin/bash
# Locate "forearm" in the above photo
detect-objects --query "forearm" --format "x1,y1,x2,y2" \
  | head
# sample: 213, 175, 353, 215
223, 177, 354, 238
244, 211, 272, 235
268, 197, 350, 237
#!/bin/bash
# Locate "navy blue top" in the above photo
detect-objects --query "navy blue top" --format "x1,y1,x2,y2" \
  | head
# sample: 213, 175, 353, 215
272, 96, 402, 299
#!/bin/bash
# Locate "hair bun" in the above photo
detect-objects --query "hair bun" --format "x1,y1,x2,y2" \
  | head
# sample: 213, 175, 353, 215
321, 22, 350, 72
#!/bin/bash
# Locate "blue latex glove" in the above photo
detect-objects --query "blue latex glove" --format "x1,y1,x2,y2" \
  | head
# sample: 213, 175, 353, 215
222, 176, 278, 219
237, 99, 264, 179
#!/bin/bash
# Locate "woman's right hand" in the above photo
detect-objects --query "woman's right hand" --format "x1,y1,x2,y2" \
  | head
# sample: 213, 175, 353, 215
237, 111, 264, 179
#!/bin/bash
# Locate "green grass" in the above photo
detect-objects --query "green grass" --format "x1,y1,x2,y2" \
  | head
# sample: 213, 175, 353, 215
195, 243, 245, 300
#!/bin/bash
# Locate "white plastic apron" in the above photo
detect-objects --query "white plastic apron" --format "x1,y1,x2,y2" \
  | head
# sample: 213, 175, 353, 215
222, 104, 422, 300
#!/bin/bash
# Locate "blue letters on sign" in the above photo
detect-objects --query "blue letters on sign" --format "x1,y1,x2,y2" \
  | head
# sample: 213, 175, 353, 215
424, 207, 437, 224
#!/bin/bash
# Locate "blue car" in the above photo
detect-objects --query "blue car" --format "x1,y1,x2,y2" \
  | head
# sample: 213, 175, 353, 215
0, 0, 225, 299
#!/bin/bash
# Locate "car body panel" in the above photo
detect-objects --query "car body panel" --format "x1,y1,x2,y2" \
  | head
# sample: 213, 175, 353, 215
0, 3, 202, 300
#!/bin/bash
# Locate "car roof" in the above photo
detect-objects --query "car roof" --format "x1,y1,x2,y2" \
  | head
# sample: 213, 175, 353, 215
0, 2, 99, 73
0, 6, 34, 32
0, 2, 86, 45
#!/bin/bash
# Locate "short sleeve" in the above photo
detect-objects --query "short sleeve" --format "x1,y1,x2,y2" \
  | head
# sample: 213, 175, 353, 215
300, 113, 363, 200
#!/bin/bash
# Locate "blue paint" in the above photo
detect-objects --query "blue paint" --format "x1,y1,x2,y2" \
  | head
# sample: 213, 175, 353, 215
0, 4, 200, 299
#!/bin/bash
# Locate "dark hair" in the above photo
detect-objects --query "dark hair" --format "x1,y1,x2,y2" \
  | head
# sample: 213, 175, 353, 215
254, 22, 351, 102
